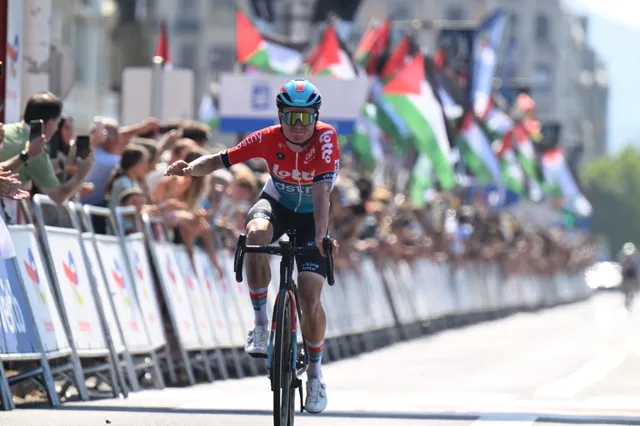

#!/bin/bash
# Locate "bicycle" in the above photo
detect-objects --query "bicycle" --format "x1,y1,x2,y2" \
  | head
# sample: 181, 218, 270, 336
234, 228, 335, 426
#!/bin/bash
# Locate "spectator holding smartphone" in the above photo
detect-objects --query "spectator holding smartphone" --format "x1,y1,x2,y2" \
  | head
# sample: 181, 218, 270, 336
0, 92, 95, 207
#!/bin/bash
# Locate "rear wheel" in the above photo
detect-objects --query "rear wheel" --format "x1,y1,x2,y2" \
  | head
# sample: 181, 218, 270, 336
273, 290, 295, 425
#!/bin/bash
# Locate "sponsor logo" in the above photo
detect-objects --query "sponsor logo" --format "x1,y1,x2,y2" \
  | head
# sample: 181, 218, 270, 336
314, 172, 335, 184
239, 132, 263, 148
334, 159, 340, 174
274, 181, 313, 194
303, 146, 316, 164
319, 130, 334, 164
272, 163, 314, 181
251, 81, 270, 110
301, 262, 320, 271
276, 152, 285, 160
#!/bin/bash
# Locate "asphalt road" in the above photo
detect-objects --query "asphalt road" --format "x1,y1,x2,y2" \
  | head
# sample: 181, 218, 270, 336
3, 292, 640, 425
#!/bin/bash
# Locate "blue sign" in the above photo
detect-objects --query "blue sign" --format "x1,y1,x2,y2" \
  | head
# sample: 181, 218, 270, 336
0, 258, 39, 354
251, 81, 271, 111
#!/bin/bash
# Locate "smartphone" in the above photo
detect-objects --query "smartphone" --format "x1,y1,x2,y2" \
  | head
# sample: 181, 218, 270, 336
75, 135, 91, 159
159, 124, 179, 134
29, 119, 43, 142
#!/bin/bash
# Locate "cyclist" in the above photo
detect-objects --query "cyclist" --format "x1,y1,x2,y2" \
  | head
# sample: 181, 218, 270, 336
165, 78, 339, 414
619, 242, 638, 309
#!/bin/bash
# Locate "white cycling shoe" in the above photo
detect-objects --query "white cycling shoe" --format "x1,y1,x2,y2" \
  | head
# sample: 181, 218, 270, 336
245, 325, 269, 358
305, 377, 328, 414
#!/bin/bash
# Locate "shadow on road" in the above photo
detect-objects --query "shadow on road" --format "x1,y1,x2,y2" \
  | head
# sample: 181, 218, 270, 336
24, 404, 640, 424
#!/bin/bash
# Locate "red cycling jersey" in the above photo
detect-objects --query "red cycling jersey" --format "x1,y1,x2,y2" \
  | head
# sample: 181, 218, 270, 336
220, 121, 340, 213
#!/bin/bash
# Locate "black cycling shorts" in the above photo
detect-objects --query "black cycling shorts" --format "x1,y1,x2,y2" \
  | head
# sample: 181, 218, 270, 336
245, 193, 327, 278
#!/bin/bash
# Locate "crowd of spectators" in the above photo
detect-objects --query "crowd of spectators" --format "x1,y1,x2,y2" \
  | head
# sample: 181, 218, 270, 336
0, 91, 595, 281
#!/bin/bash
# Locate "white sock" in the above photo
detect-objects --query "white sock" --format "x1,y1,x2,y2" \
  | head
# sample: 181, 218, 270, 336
306, 340, 324, 379
249, 287, 269, 327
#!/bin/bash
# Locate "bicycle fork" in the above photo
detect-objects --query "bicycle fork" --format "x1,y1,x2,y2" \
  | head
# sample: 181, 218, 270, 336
267, 288, 310, 412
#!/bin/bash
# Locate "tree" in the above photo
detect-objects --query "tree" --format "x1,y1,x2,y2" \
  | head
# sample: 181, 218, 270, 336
581, 146, 640, 257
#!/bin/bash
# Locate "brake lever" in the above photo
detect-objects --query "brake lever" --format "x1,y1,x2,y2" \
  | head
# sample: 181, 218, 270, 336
323, 237, 335, 286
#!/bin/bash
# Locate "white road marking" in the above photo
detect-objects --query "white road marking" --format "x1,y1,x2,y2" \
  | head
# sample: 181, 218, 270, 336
470, 414, 538, 426
533, 340, 632, 398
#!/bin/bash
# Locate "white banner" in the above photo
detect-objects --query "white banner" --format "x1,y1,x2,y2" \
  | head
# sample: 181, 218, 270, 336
47, 232, 107, 352
121, 67, 194, 126
218, 73, 371, 135
81, 234, 125, 353
10, 228, 69, 353
5, 0, 23, 122
174, 246, 217, 349
124, 235, 166, 350
94, 236, 151, 353
193, 249, 233, 348
153, 243, 201, 350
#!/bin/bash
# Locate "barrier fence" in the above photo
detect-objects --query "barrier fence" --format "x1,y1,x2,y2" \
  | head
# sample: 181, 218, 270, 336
0, 195, 592, 410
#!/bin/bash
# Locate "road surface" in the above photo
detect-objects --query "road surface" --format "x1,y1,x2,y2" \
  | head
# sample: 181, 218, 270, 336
2, 292, 640, 425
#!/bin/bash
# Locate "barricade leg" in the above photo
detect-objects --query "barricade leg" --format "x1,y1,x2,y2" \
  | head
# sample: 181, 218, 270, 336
0, 361, 15, 410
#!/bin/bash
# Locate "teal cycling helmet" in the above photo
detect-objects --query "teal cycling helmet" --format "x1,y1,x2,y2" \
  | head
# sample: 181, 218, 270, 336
276, 78, 322, 111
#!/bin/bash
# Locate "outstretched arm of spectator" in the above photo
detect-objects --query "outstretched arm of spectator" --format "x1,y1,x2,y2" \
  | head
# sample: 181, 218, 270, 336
40, 151, 95, 204
119, 118, 160, 139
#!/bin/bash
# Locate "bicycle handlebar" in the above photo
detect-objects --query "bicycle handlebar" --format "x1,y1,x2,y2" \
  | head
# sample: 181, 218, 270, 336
233, 235, 336, 286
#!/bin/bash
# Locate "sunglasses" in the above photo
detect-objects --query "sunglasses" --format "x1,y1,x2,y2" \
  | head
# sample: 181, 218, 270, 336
280, 111, 318, 126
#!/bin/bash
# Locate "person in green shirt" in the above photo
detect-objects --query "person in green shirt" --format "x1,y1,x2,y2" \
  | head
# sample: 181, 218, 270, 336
0, 92, 94, 204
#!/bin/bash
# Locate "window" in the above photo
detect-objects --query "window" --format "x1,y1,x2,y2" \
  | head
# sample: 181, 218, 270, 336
174, 18, 201, 35
212, 0, 235, 9
389, 3, 412, 21
209, 46, 235, 72
535, 13, 550, 43
182, 0, 197, 13
533, 64, 553, 91
445, 6, 465, 21
179, 44, 198, 70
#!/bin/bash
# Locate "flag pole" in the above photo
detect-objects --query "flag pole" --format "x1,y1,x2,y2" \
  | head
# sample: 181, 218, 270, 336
151, 55, 164, 120
152, 20, 169, 121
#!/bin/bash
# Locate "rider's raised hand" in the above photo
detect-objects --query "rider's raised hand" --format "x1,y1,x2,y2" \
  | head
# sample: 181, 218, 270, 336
165, 160, 192, 176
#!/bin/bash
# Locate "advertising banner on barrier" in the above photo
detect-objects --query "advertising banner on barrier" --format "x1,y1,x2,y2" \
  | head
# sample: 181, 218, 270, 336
218, 73, 371, 135
0, 258, 39, 354
124, 235, 166, 350
193, 249, 233, 348
48, 232, 106, 351
94, 237, 150, 352
82, 236, 125, 352
11, 228, 69, 353
154, 243, 201, 350
175, 247, 217, 348
0, 216, 39, 354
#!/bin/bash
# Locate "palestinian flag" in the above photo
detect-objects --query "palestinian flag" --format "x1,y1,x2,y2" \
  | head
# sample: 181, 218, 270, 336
541, 147, 592, 217
379, 33, 414, 82
382, 54, 455, 190
305, 24, 358, 78
456, 112, 502, 186
235, 10, 303, 75
354, 18, 391, 75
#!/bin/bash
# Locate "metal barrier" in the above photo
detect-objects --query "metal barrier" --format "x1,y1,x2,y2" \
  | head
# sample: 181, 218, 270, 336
32, 195, 125, 399
0, 197, 592, 410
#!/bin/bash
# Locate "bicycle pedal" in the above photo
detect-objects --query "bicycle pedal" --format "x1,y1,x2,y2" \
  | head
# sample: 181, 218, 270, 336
247, 352, 268, 359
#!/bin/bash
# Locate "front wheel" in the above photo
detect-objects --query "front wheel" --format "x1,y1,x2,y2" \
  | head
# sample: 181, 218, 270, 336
273, 290, 296, 426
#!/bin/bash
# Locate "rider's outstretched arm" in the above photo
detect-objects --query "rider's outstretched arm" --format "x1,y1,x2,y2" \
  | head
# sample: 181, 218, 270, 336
187, 154, 224, 177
